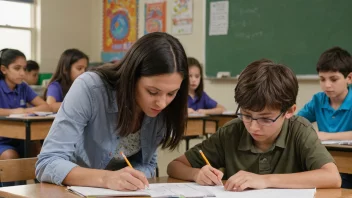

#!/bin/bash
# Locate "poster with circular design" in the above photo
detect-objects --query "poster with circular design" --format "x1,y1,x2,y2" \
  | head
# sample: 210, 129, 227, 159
103, 0, 138, 57
110, 10, 130, 42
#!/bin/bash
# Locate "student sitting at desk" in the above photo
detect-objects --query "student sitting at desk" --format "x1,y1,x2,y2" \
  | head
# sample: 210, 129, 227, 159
0, 48, 51, 186
24, 60, 40, 85
297, 46, 352, 188
187, 57, 225, 114
168, 59, 341, 191
43, 49, 88, 112
36, 32, 189, 191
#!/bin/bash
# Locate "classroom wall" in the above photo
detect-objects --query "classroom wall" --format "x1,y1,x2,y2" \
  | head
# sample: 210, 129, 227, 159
36, 0, 100, 73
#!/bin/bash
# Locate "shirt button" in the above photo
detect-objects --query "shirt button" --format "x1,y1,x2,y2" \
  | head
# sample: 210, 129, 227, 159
332, 116, 335, 119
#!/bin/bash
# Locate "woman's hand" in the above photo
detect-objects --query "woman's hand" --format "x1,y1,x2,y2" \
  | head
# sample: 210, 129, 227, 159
102, 167, 149, 191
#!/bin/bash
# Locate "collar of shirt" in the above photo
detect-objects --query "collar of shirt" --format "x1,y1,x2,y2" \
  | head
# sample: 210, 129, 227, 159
0, 79, 18, 94
322, 86, 352, 110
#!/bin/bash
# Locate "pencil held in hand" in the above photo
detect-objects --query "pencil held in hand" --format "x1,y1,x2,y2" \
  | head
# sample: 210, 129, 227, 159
199, 150, 210, 165
199, 150, 223, 186
121, 151, 133, 168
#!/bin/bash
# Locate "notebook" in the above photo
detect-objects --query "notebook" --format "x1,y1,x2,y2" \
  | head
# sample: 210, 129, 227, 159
67, 183, 216, 197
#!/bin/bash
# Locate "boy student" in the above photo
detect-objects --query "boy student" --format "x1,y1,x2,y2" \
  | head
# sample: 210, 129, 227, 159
297, 46, 352, 188
167, 59, 341, 191
24, 60, 40, 85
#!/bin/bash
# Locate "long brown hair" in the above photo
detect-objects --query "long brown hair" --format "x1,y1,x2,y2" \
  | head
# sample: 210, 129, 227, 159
187, 57, 204, 102
43, 49, 89, 100
92, 32, 188, 150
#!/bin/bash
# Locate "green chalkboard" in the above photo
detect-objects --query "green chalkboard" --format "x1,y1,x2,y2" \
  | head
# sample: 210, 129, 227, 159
205, 0, 352, 77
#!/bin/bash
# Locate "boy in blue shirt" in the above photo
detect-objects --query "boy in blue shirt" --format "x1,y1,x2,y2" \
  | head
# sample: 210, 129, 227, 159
298, 46, 352, 188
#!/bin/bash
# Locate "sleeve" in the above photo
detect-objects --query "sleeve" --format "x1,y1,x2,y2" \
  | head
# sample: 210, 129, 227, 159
35, 78, 94, 185
297, 98, 316, 122
46, 82, 63, 102
24, 83, 38, 102
185, 127, 225, 169
297, 125, 335, 170
133, 152, 158, 178
203, 92, 218, 109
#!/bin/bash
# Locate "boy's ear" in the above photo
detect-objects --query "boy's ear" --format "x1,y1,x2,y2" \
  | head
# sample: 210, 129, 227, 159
346, 72, 352, 84
284, 104, 296, 119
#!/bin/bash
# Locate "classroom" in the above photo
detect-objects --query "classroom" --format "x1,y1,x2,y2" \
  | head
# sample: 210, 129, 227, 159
0, 0, 352, 197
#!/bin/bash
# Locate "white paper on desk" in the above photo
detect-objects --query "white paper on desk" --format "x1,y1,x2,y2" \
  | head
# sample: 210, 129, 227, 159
188, 112, 207, 117
209, 0, 229, 36
203, 186, 316, 198
322, 140, 352, 145
67, 183, 215, 197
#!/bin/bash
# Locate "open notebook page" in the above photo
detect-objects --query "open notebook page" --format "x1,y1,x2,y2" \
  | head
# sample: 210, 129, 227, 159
203, 185, 316, 198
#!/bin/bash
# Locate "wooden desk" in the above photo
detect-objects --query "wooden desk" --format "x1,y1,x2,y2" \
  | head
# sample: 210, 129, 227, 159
0, 177, 351, 198
184, 116, 218, 150
326, 144, 352, 174
0, 116, 54, 157
209, 113, 237, 127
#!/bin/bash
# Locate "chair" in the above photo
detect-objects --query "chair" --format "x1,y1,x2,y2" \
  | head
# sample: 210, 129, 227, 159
0, 157, 37, 183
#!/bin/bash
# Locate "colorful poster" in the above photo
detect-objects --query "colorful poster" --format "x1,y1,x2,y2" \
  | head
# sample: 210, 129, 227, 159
172, 0, 193, 35
144, 0, 166, 34
102, 0, 138, 62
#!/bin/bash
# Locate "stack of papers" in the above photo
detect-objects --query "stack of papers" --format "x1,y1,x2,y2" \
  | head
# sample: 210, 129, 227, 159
67, 182, 316, 198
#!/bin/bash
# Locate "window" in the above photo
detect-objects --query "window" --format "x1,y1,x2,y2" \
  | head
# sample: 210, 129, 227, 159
0, 0, 35, 59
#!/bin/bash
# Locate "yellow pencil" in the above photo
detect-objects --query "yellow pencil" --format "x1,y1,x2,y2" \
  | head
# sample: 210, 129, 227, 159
120, 151, 150, 190
199, 150, 223, 186
199, 150, 210, 165
120, 151, 133, 168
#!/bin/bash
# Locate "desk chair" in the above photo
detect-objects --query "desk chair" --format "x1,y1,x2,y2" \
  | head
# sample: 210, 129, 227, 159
0, 157, 37, 183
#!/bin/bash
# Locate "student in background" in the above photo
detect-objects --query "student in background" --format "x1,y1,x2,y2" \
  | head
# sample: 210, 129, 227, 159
36, 32, 189, 191
187, 57, 225, 114
43, 49, 88, 112
168, 59, 341, 191
24, 60, 40, 85
297, 46, 352, 188
0, 49, 50, 186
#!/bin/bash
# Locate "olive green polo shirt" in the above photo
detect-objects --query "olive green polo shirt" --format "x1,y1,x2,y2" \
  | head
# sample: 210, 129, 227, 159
185, 116, 334, 179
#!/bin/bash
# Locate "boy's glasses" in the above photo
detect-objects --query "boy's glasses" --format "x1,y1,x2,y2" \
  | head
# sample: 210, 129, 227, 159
235, 106, 284, 126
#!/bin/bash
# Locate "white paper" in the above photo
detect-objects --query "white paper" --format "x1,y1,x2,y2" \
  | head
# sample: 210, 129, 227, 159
68, 183, 215, 198
322, 140, 352, 145
209, 1, 229, 36
68, 183, 315, 198
203, 186, 316, 198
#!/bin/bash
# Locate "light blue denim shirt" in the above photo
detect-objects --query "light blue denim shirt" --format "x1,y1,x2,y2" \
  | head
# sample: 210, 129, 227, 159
36, 72, 166, 185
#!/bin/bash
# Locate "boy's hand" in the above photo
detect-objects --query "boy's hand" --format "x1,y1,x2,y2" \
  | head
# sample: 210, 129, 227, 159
193, 165, 223, 186
317, 132, 330, 141
225, 170, 268, 191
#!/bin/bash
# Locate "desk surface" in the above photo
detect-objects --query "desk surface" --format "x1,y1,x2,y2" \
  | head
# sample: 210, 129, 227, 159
0, 116, 55, 122
0, 177, 351, 198
326, 144, 352, 152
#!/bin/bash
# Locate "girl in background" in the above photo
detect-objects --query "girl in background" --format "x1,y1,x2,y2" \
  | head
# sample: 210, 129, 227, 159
187, 57, 225, 114
43, 49, 88, 112
0, 48, 50, 187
